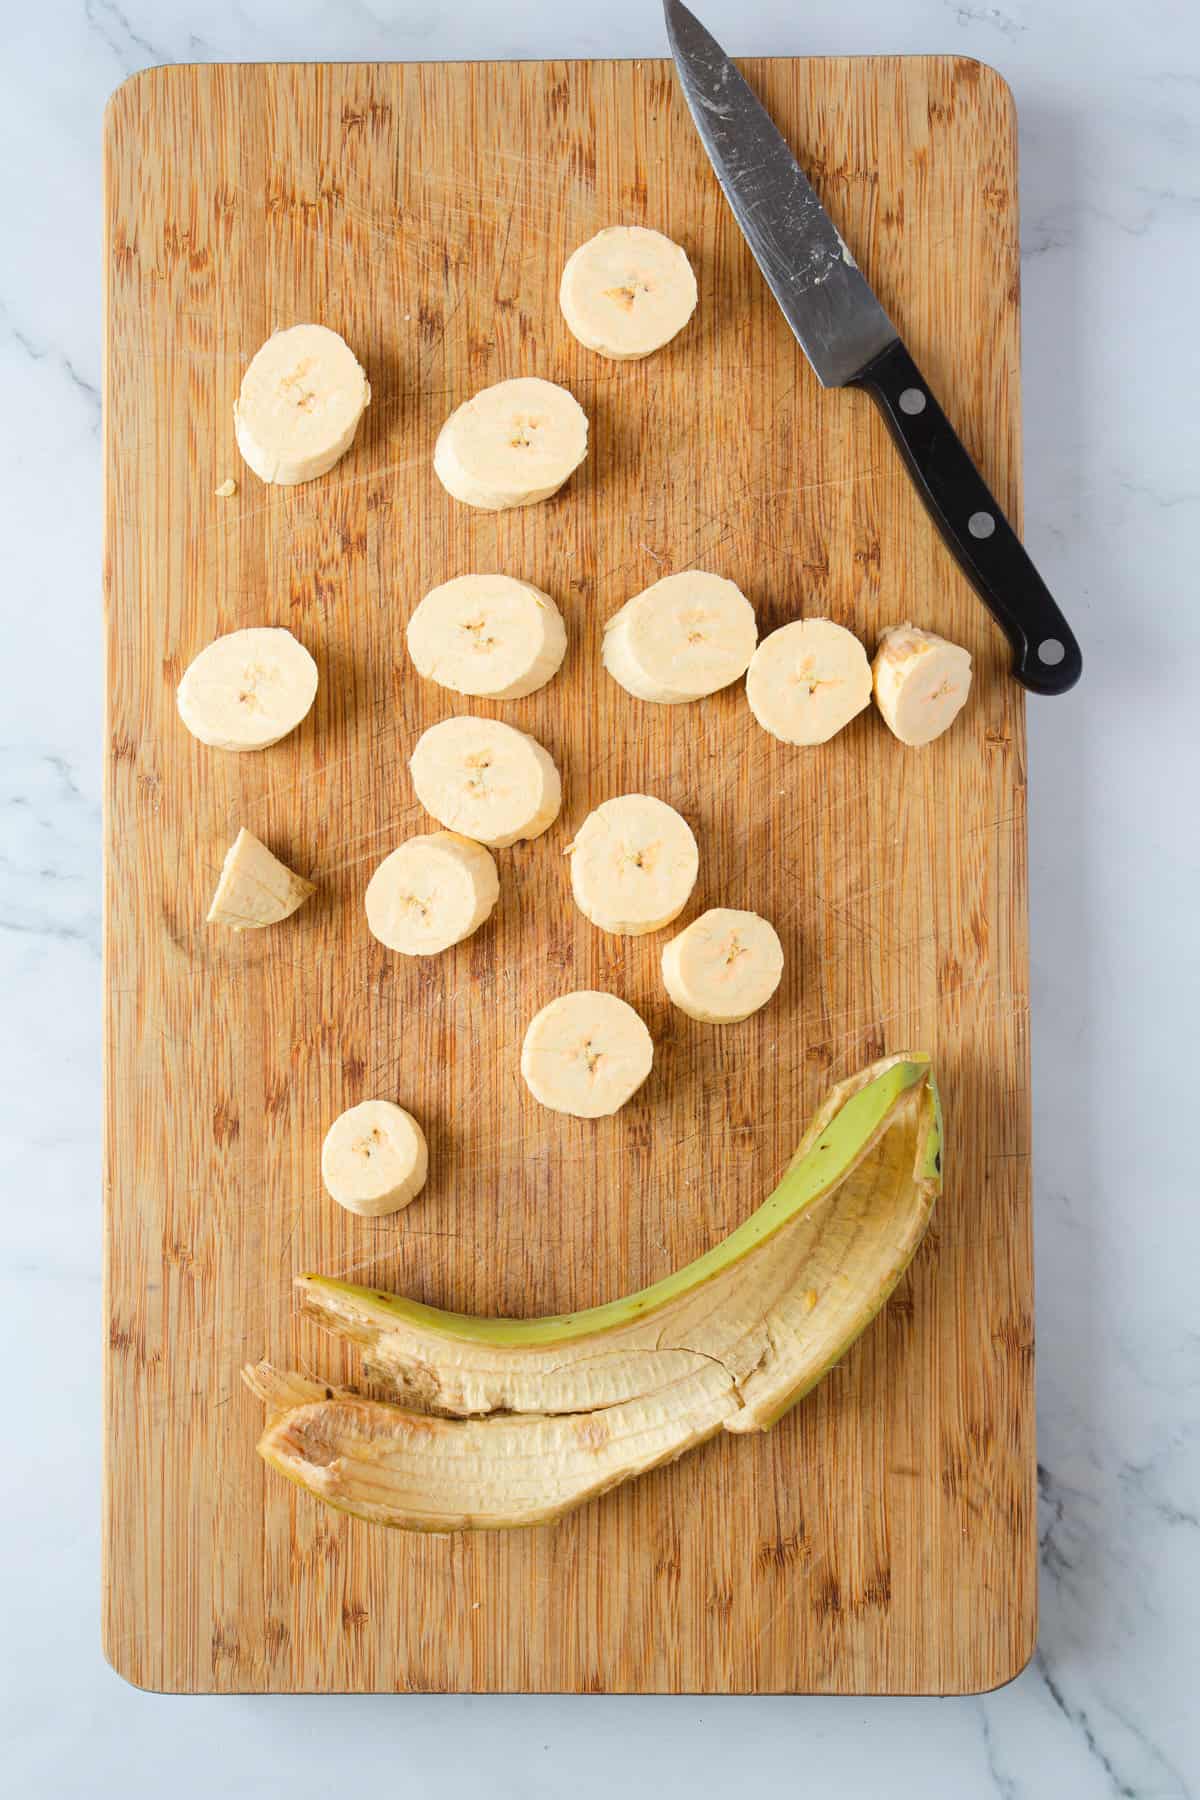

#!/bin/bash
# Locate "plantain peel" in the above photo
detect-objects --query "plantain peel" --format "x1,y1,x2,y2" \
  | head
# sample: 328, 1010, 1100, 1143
245, 1053, 941, 1531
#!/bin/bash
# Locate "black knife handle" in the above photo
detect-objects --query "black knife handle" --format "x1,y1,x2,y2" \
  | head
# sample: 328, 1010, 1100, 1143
852, 339, 1082, 695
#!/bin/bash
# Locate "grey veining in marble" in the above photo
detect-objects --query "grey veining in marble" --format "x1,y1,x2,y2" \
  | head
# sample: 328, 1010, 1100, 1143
2, 0, 1198, 1794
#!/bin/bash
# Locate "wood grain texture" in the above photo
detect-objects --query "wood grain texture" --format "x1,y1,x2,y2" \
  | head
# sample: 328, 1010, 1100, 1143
102, 55, 1034, 1694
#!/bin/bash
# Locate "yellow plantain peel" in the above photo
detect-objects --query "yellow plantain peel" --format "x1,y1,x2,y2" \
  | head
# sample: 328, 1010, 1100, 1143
244, 1052, 941, 1531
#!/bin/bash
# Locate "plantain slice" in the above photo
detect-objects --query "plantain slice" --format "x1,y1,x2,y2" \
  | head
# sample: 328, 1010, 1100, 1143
246, 1053, 940, 1531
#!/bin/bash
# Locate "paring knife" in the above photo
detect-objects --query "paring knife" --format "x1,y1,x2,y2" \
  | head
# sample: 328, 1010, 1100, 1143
664, 0, 1082, 695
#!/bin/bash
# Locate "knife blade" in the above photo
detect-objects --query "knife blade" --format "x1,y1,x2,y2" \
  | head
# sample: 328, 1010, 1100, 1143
664, 0, 1082, 695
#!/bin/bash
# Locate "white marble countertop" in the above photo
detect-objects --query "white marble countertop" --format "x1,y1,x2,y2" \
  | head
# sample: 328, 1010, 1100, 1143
3, 0, 1198, 1792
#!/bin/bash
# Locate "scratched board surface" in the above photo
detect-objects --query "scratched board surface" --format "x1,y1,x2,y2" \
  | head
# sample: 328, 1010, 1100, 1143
102, 57, 1034, 1693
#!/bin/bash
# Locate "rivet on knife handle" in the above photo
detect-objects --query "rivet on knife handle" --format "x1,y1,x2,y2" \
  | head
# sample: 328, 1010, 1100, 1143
853, 340, 1082, 695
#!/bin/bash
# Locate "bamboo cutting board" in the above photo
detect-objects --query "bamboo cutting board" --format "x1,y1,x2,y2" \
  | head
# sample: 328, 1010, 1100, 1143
102, 54, 1034, 1694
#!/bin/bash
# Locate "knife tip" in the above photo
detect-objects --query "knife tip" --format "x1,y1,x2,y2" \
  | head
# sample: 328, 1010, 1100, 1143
663, 0, 690, 42
663, 0, 715, 67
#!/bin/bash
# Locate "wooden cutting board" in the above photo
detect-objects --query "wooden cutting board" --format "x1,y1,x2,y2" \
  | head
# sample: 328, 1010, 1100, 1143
102, 54, 1034, 1694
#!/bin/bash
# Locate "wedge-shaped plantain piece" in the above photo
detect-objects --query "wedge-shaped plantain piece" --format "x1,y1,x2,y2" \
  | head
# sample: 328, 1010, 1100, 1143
245, 1053, 940, 1531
